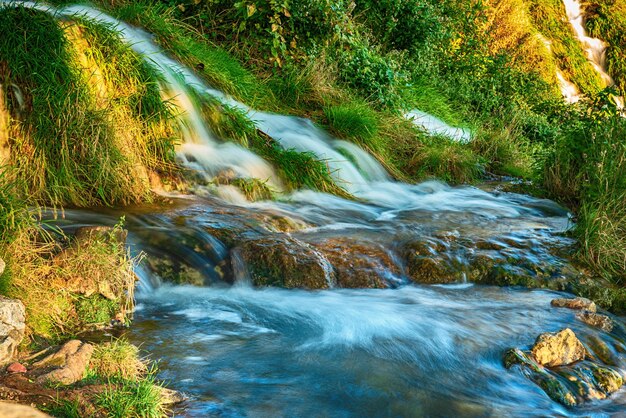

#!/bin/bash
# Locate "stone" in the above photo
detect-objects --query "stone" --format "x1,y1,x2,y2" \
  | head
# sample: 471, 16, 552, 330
0, 296, 26, 366
551, 297, 596, 313
531, 328, 585, 367
34, 340, 94, 385
6, 362, 26, 374
0, 402, 51, 418
576, 312, 613, 332
159, 387, 186, 405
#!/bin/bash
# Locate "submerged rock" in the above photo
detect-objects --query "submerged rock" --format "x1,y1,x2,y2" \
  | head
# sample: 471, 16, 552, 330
34, 340, 94, 385
551, 297, 596, 312
313, 238, 399, 288
235, 237, 334, 288
159, 387, 186, 405
0, 296, 26, 366
531, 328, 585, 367
576, 312, 613, 332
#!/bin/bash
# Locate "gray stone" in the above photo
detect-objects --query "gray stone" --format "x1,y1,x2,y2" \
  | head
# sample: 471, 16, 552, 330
0, 296, 26, 366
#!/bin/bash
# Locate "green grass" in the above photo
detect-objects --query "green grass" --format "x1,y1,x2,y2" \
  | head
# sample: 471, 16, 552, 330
96, 375, 165, 418
99, 0, 274, 109
324, 102, 379, 145
42, 398, 83, 418
406, 136, 485, 184
0, 6, 180, 206
76, 17, 179, 171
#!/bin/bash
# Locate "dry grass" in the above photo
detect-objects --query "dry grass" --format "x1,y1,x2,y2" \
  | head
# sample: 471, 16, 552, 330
91, 339, 148, 381
3, 223, 136, 343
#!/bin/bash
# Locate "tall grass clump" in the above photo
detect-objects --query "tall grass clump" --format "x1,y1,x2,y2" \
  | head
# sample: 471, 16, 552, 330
543, 99, 626, 285
0, 7, 143, 206
75, 18, 179, 172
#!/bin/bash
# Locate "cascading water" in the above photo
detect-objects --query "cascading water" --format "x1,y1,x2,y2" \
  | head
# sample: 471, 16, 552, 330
3, 1, 626, 416
562, 0, 624, 109
405, 109, 472, 143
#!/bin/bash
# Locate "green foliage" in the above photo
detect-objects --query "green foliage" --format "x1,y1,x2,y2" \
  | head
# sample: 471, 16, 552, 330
42, 399, 83, 418
543, 95, 626, 285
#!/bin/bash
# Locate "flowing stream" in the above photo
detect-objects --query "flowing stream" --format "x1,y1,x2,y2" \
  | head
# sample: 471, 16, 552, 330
2, 1, 626, 416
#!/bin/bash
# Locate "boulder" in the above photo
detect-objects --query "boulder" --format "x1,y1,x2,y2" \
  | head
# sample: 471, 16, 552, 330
531, 328, 585, 367
0, 402, 51, 418
576, 312, 613, 332
0, 296, 26, 366
34, 340, 94, 385
551, 297, 596, 313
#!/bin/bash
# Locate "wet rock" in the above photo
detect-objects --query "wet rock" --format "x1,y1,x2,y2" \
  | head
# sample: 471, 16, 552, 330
0, 296, 26, 366
402, 239, 463, 284
159, 387, 186, 405
504, 348, 577, 406
34, 340, 94, 385
235, 237, 334, 289
530, 328, 585, 367
6, 362, 27, 374
0, 402, 51, 418
314, 239, 398, 288
551, 297, 596, 313
589, 363, 623, 393
576, 312, 613, 332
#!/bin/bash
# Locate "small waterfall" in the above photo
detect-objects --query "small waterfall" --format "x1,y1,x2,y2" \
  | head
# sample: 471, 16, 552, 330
562, 0, 624, 109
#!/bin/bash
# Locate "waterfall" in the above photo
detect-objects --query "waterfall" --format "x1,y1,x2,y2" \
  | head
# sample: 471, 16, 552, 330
562, 0, 624, 109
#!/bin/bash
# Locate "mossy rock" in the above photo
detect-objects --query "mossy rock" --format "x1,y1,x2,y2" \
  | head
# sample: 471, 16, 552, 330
234, 237, 334, 289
